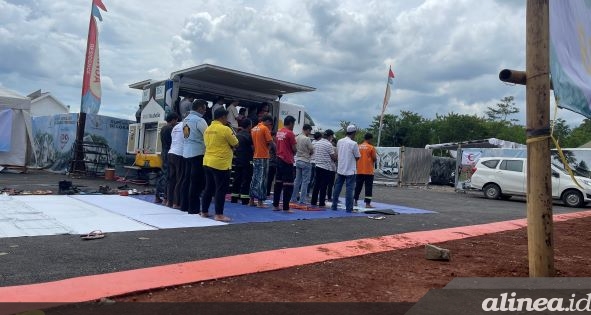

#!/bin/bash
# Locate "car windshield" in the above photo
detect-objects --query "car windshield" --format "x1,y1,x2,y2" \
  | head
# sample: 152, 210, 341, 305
552, 162, 568, 174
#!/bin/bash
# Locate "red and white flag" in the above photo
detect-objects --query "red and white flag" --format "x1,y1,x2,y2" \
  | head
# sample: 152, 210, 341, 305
80, 0, 107, 114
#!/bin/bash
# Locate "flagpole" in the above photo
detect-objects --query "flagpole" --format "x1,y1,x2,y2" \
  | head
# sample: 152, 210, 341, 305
71, 0, 106, 174
377, 66, 394, 147
71, 9, 95, 174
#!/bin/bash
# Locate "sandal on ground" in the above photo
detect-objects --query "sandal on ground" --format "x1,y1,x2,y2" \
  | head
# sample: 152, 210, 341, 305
214, 215, 231, 222
200, 212, 211, 218
81, 230, 105, 240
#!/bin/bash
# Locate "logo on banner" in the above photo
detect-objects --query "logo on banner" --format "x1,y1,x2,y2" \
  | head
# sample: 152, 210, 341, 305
60, 133, 70, 150
462, 152, 482, 165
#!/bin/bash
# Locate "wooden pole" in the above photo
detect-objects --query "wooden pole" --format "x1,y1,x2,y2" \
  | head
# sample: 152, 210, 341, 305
526, 0, 554, 277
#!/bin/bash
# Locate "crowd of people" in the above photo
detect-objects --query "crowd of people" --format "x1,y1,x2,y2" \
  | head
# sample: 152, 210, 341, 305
155, 97, 378, 222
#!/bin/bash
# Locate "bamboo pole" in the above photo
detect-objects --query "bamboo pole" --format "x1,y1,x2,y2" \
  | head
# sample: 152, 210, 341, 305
525, 0, 554, 277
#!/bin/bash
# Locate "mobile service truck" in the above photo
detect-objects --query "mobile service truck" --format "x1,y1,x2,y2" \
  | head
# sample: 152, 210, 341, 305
126, 64, 316, 169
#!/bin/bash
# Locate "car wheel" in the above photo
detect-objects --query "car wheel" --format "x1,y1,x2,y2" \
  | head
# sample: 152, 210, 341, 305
483, 183, 501, 200
562, 189, 584, 208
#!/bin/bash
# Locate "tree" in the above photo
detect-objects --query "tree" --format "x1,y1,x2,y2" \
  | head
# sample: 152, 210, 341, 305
564, 118, 591, 147
551, 117, 571, 147
486, 96, 519, 123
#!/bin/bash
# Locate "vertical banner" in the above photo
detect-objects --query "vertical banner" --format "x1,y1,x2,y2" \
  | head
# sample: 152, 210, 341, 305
80, 0, 107, 114
550, 0, 591, 118
377, 66, 395, 147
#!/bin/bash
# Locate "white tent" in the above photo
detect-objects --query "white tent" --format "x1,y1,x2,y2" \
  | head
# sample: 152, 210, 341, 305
0, 87, 36, 168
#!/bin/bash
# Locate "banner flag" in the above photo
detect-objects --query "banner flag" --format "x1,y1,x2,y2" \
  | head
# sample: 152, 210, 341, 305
550, 0, 591, 118
381, 66, 395, 116
80, 0, 107, 114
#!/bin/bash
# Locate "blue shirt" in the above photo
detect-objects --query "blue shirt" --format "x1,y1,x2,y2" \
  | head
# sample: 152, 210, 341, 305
182, 111, 208, 158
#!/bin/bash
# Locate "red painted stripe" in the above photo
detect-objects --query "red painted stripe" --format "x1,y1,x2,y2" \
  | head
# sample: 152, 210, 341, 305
1, 210, 590, 303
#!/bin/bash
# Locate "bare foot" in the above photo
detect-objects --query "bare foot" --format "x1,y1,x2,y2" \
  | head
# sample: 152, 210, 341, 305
214, 215, 231, 222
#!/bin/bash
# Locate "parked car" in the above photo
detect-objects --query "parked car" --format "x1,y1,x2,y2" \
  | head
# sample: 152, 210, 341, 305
469, 157, 591, 207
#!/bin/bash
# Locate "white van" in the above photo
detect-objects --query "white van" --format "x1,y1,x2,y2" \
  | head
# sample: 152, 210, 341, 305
469, 157, 591, 207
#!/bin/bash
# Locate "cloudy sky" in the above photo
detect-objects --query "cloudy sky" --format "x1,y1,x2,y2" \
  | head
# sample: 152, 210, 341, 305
0, 0, 584, 130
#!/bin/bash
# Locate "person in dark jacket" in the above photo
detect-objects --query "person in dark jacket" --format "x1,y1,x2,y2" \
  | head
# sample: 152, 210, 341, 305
231, 118, 254, 205
155, 112, 179, 204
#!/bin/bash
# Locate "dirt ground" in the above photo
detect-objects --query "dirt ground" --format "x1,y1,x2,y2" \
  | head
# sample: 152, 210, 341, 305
116, 216, 591, 303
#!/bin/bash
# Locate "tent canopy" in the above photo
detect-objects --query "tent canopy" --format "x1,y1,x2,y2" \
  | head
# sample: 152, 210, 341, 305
0, 87, 35, 167
0, 86, 31, 110
425, 138, 526, 150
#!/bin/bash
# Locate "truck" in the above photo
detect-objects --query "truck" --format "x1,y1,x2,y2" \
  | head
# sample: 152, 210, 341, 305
126, 64, 316, 169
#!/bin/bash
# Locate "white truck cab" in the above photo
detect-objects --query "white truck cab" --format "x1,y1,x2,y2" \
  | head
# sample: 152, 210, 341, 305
127, 64, 316, 168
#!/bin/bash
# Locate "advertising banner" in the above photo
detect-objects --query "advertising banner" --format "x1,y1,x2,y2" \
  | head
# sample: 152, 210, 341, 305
31, 113, 132, 172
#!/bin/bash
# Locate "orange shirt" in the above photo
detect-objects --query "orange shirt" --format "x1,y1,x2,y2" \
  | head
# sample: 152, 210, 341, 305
356, 141, 377, 175
251, 122, 273, 158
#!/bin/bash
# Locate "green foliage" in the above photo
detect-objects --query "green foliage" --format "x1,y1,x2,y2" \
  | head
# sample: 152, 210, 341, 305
486, 96, 519, 123
353, 96, 591, 150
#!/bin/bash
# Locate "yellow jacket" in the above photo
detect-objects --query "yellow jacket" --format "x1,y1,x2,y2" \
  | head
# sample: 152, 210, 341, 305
203, 121, 239, 170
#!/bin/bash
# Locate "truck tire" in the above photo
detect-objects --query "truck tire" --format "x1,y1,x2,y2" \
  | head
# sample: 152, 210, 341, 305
562, 189, 584, 208
483, 183, 501, 200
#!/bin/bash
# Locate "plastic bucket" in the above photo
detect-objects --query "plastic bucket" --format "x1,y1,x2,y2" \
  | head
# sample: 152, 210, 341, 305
104, 168, 116, 181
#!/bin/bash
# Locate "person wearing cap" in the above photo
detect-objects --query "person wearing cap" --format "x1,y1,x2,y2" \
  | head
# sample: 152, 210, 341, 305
180, 99, 208, 214
154, 112, 179, 204
354, 133, 377, 208
272, 115, 297, 212
290, 124, 314, 205
331, 125, 361, 212
310, 129, 337, 208
201, 108, 239, 222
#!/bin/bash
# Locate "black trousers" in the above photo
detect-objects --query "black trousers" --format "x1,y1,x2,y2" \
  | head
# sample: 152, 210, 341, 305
155, 150, 169, 200
202, 166, 230, 215
266, 164, 277, 197
307, 162, 316, 196
180, 155, 204, 214
326, 169, 335, 200
167, 153, 184, 207
354, 174, 374, 204
231, 163, 253, 205
311, 167, 335, 207
273, 159, 294, 210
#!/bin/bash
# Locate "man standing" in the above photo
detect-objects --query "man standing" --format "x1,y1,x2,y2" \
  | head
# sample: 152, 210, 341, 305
201, 108, 239, 222
249, 115, 274, 207
273, 116, 297, 212
354, 133, 377, 208
231, 118, 254, 205
179, 97, 194, 119
290, 124, 314, 204
310, 130, 337, 208
155, 112, 179, 204
331, 125, 361, 212
180, 99, 208, 214
167, 114, 184, 209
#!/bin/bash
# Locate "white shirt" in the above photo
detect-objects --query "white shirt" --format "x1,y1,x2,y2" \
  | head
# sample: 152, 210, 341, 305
168, 123, 184, 156
227, 104, 239, 128
295, 133, 314, 163
336, 136, 361, 176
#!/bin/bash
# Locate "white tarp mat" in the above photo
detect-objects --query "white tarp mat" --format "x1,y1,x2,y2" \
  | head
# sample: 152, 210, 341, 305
0, 195, 226, 238
71, 195, 227, 228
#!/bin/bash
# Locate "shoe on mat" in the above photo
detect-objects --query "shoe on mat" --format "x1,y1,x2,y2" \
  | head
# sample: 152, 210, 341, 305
81, 230, 105, 240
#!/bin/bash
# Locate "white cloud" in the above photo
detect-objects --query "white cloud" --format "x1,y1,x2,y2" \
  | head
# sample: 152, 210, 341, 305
0, 0, 582, 132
